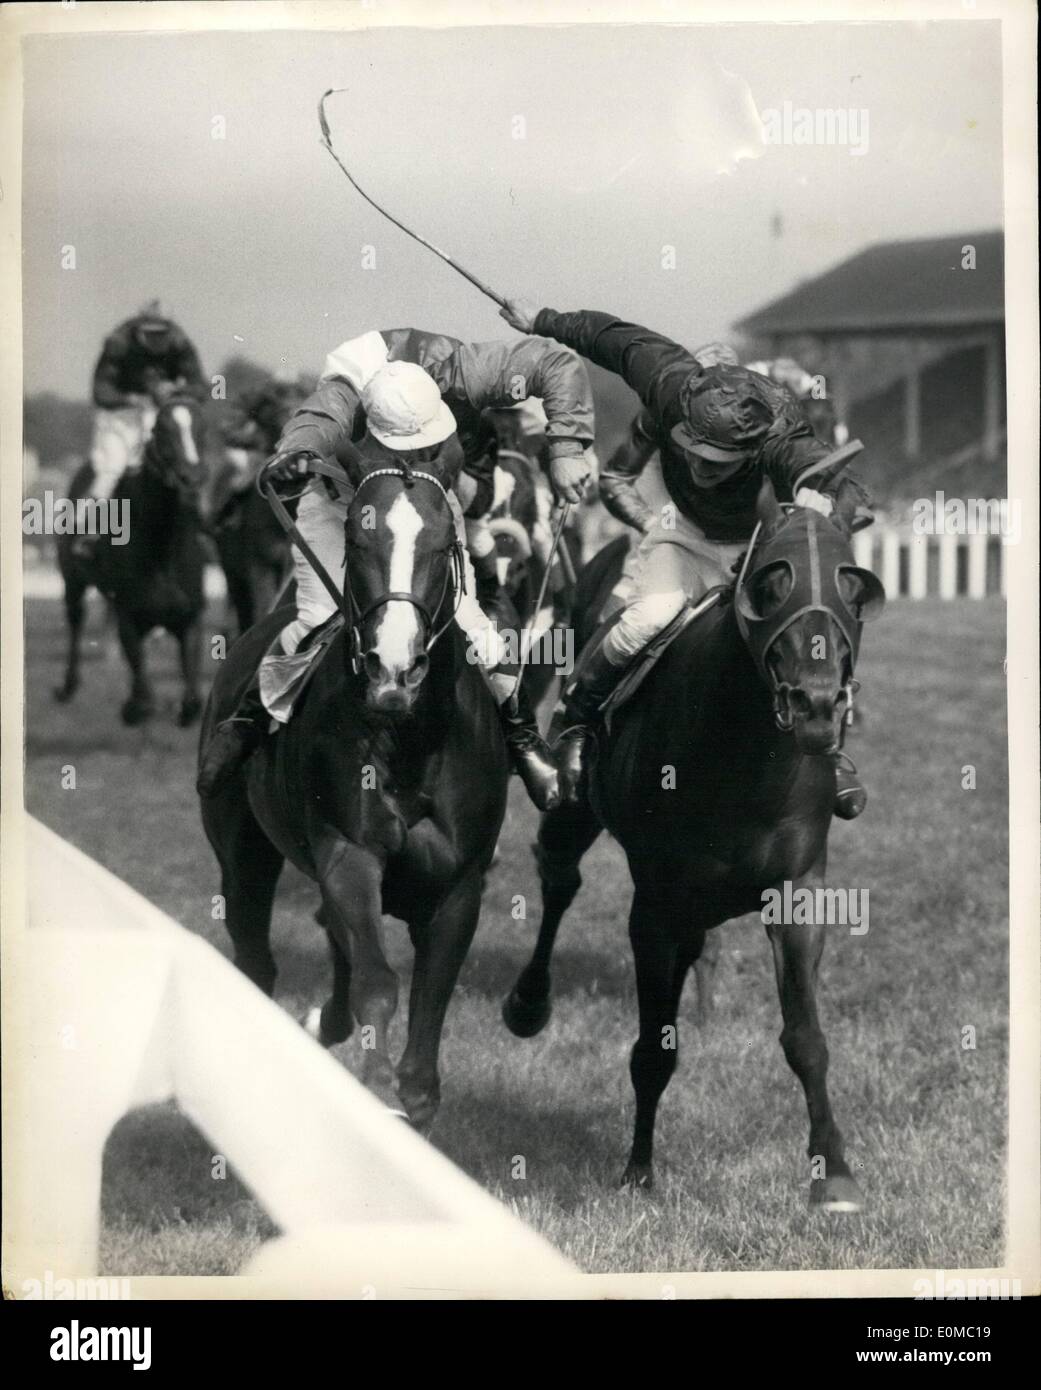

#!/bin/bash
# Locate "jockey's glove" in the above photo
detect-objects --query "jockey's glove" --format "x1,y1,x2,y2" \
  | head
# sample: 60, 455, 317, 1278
549, 453, 592, 504
264, 449, 323, 493
794, 486, 834, 517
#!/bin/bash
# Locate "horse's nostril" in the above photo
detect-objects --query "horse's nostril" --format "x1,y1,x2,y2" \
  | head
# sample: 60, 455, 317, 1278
404, 654, 429, 688
363, 651, 382, 681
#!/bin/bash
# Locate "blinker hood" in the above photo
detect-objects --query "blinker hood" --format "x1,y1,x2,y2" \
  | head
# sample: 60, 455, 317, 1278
734, 510, 885, 684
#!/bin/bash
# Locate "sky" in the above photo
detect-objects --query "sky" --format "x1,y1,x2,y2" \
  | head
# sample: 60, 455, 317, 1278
21, 20, 1004, 399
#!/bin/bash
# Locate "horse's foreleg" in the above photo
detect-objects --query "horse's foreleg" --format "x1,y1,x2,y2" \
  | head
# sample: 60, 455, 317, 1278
304, 897, 354, 1046
202, 791, 284, 995
502, 799, 602, 1037
315, 836, 400, 1112
622, 902, 698, 1190
765, 870, 864, 1212
54, 577, 87, 703
176, 619, 203, 726
396, 867, 484, 1134
115, 612, 154, 725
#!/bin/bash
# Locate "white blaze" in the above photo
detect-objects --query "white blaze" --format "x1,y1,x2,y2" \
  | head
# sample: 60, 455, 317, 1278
170, 405, 199, 465
375, 491, 423, 673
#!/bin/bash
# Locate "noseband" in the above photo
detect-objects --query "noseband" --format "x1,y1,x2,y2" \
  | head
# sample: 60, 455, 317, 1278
343, 468, 464, 674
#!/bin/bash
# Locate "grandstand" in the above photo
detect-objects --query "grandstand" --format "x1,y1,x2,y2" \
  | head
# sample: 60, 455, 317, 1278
735, 230, 1006, 507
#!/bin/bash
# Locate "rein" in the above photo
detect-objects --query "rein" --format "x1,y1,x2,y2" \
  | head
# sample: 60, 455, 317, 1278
259, 458, 464, 673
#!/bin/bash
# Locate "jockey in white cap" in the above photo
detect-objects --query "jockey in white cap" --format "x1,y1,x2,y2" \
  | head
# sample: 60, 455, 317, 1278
197, 328, 596, 810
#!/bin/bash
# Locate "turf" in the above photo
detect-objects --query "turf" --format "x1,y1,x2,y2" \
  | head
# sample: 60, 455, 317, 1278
23, 591, 1008, 1276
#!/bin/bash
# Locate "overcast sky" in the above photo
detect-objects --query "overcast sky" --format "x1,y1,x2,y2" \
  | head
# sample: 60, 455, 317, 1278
22, 20, 1003, 398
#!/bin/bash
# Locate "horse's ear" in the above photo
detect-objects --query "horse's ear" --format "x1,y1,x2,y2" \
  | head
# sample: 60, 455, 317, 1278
755, 476, 782, 527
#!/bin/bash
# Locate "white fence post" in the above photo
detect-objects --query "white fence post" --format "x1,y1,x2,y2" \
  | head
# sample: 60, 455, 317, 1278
881, 529, 901, 598
938, 532, 959, 599
7, 819, 580, 1298
967, 533, 988, 599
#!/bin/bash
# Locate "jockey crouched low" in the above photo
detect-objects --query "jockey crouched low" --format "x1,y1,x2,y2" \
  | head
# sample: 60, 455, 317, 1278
197, 328, 596, 810
499, 300, 873, 820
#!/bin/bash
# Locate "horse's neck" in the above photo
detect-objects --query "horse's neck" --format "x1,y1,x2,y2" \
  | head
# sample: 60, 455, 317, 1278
677, 608, 804, 807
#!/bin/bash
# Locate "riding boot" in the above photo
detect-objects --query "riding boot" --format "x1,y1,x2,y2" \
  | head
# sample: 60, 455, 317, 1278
196, 676, 271, 798
555, 642, 627, 805
498, 681, 560, 813
830, 750, 867, 820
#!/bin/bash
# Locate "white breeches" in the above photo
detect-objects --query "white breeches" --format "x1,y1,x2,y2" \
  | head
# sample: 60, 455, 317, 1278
280, 482, 504, 670
604, 511, 745, 665
88, 405, 157, 498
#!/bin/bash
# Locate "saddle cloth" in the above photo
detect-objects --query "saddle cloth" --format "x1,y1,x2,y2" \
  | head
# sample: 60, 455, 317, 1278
259, 613, 345, 725
600, 586, 727, 725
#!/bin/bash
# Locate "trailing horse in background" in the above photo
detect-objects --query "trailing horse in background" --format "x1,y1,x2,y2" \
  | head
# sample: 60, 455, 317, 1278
504, 480, 884, 1206
486, 445, 580, 712
210, 379, 309, 636
200, 463, 509, 1131
211, 455, 292, 636
54, 394, 209, 726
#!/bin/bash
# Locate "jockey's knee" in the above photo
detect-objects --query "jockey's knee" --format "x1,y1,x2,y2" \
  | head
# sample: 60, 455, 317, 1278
604, 589, 686, 664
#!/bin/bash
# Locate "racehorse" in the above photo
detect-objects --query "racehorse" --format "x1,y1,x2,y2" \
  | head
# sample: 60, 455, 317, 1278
200, 463, 509, 1131
54, 394, 209, 727
503, 479, 884, 1206
486, 445, 580, 712
211, 453, 292, 636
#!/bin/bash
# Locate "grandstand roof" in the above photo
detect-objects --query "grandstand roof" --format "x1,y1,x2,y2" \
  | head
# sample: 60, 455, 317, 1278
736, 230, 1004, 337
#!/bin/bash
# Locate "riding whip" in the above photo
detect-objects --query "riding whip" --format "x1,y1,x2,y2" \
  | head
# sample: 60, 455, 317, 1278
318, 88, 510, 310
516, 501, 572, 689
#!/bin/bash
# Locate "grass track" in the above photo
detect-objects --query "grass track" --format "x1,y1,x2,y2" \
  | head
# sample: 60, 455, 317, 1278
23, 591, 1008, 1277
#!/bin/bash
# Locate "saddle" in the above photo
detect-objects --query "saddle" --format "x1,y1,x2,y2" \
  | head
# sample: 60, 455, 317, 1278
600, 586, 729, 725
258, 612, 345, 725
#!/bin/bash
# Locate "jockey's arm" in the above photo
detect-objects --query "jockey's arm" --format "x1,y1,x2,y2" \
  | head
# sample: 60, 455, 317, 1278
168, 332, 207, 400
448, 337, 596, 503
506, 305, 696, 425
92, 330, 146, 409
599, 411, 660, 533
760, 423, 874, 524
275, 377, 363, 466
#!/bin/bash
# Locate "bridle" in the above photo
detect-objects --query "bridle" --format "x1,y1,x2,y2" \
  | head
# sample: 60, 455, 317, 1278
342, 468, 465, 675
734, 506, 869, 735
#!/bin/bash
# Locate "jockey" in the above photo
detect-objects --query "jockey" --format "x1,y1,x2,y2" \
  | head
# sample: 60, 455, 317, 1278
88, 301, 206, 499
499, 299, 873, 818
196, 327, 596, 810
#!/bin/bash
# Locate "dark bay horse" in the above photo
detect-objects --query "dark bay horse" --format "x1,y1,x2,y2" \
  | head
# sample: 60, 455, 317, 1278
503, 481, 884, 1206
54, 395, 209, 726
200, 464, 509, 1130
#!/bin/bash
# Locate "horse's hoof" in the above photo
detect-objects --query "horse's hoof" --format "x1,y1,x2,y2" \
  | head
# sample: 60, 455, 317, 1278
177, 698, 203, 728
53, 682, 77, 704
620, 1161, 654, 1190
302, 1007, 323, 1042
810, 1173, 865, 1213
121, 698, 154, 726
502, 984, 551, 1038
